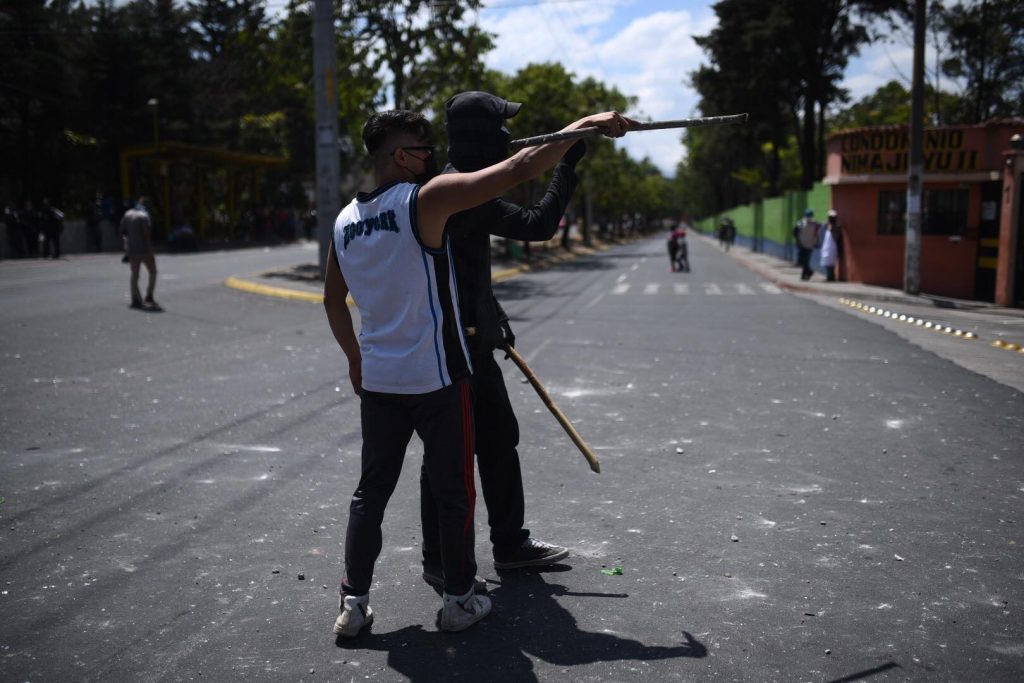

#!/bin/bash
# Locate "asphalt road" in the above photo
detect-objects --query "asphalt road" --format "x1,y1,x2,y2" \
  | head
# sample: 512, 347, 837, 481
1, 237, 1022, 682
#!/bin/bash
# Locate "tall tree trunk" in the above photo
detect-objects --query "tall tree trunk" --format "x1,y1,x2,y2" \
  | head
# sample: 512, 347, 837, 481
816, 99, 826, 180
801, 93, 816, 190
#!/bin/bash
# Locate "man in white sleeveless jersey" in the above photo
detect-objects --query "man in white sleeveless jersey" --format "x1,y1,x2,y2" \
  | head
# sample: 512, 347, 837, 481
324, 108, 632, 637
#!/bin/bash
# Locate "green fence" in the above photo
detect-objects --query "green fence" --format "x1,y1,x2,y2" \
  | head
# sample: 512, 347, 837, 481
696, 183, 831, 261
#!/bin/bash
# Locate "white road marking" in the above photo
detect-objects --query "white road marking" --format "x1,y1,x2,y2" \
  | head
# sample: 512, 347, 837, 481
674, 283, 689, 295
612, 283, 630, 295
735, 283, 755, 295
584, 293, 605, 309
704, 283, 723, 295
759, 283, 782, 294
643, 284, 660, 295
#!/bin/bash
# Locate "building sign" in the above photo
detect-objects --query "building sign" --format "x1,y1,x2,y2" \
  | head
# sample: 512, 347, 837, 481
840, 128, 979, 174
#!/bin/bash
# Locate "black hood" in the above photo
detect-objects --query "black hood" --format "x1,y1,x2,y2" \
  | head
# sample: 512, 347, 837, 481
445, 91, 523, 172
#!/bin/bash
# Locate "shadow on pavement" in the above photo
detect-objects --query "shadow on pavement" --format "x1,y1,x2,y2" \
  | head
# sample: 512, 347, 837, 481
336, 567, 706, 681
263, 263, 321, 284
825, 661, 901, 683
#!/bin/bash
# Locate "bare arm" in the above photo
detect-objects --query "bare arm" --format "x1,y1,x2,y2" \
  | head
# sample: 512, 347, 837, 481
323, 243, 362, 395
416, 112, 634, 248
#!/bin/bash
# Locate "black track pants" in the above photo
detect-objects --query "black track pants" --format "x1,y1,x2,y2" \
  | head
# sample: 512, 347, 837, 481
342, 380, 477, 597
421, 351, 529, 566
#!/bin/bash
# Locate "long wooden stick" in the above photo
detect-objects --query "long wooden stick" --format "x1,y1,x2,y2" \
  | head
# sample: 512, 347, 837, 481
504, 345, 601, 474
509, 113, 748, 149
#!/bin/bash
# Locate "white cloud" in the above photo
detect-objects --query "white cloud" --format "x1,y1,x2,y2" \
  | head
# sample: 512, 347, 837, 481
476, 2, 717, 176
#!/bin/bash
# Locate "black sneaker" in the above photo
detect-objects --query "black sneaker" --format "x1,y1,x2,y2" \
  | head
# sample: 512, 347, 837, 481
493, 538, 569, 569
422, 566, 488, 593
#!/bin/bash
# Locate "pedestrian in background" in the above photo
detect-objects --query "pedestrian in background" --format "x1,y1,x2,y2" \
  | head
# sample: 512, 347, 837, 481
820, 215, 838, 282
794, 208, 819, 281
39, 198, 64, 259
826, 209, 844, 281
4, 202, 25, 257
119, 198, 161, 311
671, 223, 690, 272
720, 217, 736, 252
667, 224, 680, 271
21, 200, 38, 257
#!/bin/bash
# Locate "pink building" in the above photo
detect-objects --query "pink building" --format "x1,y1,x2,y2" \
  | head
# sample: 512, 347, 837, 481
824, 120, 1024, 304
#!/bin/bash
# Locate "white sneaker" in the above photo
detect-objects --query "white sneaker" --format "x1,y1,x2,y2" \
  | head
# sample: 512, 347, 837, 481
439, 589, 492, 632
333, 594, 373, 637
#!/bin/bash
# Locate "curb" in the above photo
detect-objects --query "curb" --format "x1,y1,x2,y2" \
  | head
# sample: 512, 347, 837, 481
225, 241, 615, 303
838, 297, 1024, 354
224, 276, 323, 304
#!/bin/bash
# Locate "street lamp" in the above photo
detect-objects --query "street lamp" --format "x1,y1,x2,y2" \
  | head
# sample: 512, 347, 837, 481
147, 98, 159, 148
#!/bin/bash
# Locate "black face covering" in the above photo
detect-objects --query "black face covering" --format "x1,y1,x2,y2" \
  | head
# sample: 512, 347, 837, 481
444, 91, 523, 171
447, 122, 510, 172
413, 151, 439, 185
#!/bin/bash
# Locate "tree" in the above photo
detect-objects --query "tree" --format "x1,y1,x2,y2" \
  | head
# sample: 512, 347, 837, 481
937, 0, 1024, 122
342, 0, 493, 111
188, 0, 273, 145
685, 0, 907, 210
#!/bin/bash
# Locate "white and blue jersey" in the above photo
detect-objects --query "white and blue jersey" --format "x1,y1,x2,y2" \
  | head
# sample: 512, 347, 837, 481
333, 181, 472, 394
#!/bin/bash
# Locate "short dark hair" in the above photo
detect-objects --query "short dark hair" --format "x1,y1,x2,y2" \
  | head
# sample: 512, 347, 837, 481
362, 110, 432, 155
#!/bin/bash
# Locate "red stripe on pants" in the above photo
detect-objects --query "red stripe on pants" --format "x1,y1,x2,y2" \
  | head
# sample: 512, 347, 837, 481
460, 381, 476, 541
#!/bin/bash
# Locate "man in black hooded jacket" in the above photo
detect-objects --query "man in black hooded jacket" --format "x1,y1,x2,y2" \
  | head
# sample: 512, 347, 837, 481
420, 91, 591, 585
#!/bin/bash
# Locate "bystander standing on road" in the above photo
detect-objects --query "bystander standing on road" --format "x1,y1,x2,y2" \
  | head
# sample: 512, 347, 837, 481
323, 107, 631, 638
667, 224, 680, 271
119, 198, 161, 311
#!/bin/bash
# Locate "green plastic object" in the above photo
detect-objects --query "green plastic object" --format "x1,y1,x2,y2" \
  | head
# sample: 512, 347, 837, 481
601, 566, 624, 576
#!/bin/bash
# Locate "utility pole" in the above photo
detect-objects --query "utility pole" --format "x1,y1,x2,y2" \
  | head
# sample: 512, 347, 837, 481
904, 0, 925, 295
313, 0, 340, 278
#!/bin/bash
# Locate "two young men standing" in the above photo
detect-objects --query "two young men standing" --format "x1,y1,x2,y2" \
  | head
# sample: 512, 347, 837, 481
323, 102, 632, 636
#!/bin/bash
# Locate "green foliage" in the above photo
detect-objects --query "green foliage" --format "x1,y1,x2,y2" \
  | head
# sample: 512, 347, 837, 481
0, 0, 677, 230
936, 0, 1024, 122
830, 80, 912, 129
342, 0, 493, 111
682, 0, 906, 215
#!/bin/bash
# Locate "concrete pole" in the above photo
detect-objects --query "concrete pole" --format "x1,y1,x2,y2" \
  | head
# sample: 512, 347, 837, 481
904, 0, 925, 295
313, 0, 340, 278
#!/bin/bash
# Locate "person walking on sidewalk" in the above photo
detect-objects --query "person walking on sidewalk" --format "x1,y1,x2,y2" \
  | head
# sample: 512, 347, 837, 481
826, 209, 845, 281
119, 198, 161, 311
794, 208, 820, 281
413, 91, 605, 593
819, 215, 839, 282
324, 107, 631, 637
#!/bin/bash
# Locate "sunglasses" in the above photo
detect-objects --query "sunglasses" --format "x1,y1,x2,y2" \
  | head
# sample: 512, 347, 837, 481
398, 145, 435, 156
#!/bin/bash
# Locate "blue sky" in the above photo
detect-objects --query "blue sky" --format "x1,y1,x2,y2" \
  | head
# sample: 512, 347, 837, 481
473, 0, 920, 175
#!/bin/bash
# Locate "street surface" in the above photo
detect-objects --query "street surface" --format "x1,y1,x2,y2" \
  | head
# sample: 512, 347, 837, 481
1, 237, 1022, 682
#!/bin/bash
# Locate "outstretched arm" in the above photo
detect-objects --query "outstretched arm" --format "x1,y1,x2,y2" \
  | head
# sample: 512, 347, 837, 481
417, 112, 634, 248
488, 142, 584, 241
